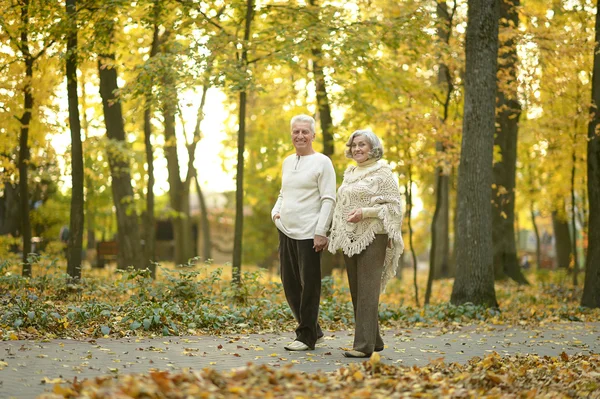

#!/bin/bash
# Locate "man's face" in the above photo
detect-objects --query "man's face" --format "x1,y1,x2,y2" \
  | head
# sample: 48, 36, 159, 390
291, 121, 314, 152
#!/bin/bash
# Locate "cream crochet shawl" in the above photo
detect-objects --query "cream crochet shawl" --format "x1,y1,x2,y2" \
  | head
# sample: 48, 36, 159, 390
328, 161, 404, 292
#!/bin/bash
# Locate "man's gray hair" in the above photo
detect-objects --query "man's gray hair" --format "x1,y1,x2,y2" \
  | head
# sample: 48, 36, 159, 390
290, 114, 316, 134
345, 130, 384, 160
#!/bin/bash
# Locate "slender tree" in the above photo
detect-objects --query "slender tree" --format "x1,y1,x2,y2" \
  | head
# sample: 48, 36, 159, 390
195, 174, 212, 262
187, 83, 212, 262
405, 177, 419, 307
308, 0, 334, 158
96, 16, 143, 269
160, 32, 195, 266
581, 0, 600, 308
2, 0, 58, 276
552, 206, 573, 269
232, 0, 254, 286
65, 0, 84, 280
141, 19, 160, 277
492, 0, 528, 284
450, 0, 499, 308
570, 147, 579, 285
425, 0, 456, 305
308, 0, 336, 278
0, 184, 20, 236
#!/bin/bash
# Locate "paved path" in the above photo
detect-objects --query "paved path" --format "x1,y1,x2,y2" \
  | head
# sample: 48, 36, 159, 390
1, 322, 598, 398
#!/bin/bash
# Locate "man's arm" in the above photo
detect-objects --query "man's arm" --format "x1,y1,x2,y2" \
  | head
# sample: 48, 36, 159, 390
314, 157, 337, 250
272, 190, 283, 221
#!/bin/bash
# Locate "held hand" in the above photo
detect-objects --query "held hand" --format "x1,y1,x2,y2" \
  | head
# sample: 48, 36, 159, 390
347, 209, 363, 223
313, 234, 328, 252
273, 213, 280, 221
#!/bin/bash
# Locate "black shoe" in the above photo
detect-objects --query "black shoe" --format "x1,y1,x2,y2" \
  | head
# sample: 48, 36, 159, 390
374, 346, 384, 352
343, 350, 370, 358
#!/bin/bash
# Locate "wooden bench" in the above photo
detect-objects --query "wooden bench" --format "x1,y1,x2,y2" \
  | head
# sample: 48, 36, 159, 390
96, 241, 118, 268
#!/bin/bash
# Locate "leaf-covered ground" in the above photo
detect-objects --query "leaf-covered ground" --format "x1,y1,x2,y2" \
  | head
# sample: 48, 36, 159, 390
0, 256, 599, 341
2, 258, 599, 398
37, 351, 600, 398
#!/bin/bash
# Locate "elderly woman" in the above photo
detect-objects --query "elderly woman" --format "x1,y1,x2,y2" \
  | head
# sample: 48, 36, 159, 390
328, 130, 404, 358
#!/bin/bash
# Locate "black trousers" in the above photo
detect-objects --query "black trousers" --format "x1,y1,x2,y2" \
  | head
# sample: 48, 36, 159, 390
278, 230, 323, 349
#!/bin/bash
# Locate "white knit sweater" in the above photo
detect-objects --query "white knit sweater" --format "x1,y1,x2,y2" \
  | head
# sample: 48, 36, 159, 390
271, 152, 336, 239
328, 160, 404, 292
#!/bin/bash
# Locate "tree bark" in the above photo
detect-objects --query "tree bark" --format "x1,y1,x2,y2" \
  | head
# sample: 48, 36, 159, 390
182, 81, 212, 264
425, 152, 448, 304
308, 0, 334, 158
162, 68, 193, 266
18, 0, 34, 277
552, 207, 573, 269
450, 0, 499, 308
309, 1, 335, 277
312, 56, 337, 278
142, 18, 160, 277
570, 149, 579, 285
66, 0, 84, 280
492, 0, 529, 285
427, 0, 455, 305
581, 0, 600, 308
530, 203, 541, 269
98, 53, 143, 270
232, 0, 254, 286
80, 71, 96, 253
312, 55, 334, 157
0, 183, 20, 236
195, 175, 212, 262
406, 174, 419, 307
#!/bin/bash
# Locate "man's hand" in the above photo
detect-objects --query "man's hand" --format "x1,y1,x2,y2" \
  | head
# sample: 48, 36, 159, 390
273, 213, 280, 221
313, 234, 328, 252
347, 209, 363, 223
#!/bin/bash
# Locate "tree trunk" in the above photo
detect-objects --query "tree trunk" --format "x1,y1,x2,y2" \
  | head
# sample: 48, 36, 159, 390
0, 183, 20, 236
143, 95, 156, 274
66, 0, 84, 280
232, 0, 254, 286
570, 149, 579, 285
425, 156, 448, 304
579, 185, 588, 267
309, 0, 334, 158
142, 20, 160, 277
162, 75, 193, 266
406, 175, 420, 307
581, 0, 600, 308
450, 0, 499, 308
491, 0, 529, 285
80, 71, 96, 253
98, 53, 143, 270
18, 1, 34, 277
310, 12, 335, 277
552, 207, 572, 269
427, 1, 454, 294
530, 203, 541, 269
312, 55, 334, 157
195, 176, 212, 262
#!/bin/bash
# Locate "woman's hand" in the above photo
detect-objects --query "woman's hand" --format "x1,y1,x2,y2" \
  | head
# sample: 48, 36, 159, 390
347, 209, 363, 223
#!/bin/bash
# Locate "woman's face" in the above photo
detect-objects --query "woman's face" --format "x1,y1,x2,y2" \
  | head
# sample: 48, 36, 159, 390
350, 135, 371, 163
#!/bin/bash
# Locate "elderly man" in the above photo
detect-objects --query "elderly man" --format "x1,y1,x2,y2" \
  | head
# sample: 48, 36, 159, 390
272, 114, 337, 351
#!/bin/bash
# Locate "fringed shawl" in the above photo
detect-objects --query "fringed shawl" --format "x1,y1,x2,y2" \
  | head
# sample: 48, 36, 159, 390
328, 162, 404, 292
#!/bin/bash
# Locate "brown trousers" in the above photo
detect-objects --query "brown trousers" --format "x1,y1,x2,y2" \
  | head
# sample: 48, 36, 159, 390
344, 234, 387, 354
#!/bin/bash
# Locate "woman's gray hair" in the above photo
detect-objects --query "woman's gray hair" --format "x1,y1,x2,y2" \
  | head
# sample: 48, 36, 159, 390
290, 114, 316, 133
345, 130, 384, 160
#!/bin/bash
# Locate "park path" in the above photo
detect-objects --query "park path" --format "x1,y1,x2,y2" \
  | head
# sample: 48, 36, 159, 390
0, 321, 598, 398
